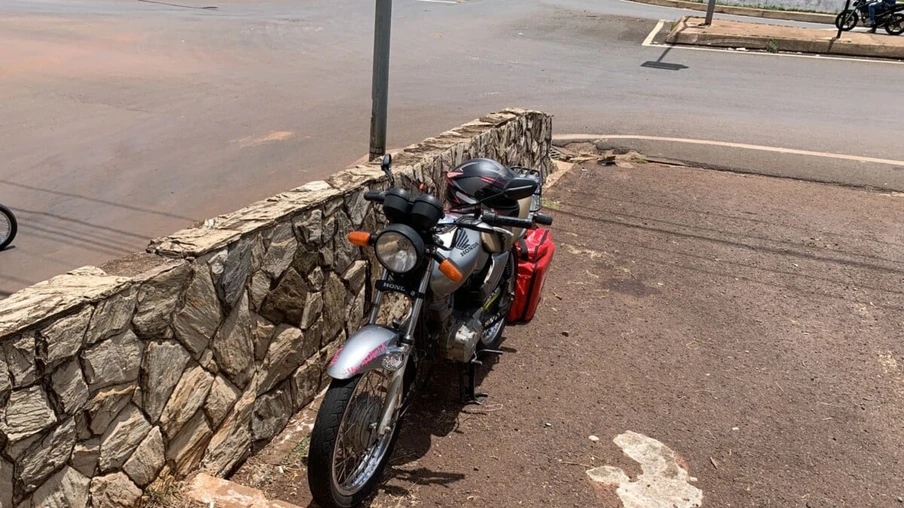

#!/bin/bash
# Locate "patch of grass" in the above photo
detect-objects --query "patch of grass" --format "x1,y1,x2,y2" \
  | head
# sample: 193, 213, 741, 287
766, 38, 779, 52
141, 476, 203, 508
541, 197, 564, 211
291, 436, 311, 464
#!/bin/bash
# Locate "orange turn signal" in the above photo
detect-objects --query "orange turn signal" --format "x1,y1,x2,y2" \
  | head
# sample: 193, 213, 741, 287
347, 231, 372, 247
439, 259, 463, 283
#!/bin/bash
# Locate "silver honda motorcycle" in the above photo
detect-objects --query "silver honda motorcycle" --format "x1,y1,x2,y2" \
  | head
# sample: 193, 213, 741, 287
307, 154, 552, 508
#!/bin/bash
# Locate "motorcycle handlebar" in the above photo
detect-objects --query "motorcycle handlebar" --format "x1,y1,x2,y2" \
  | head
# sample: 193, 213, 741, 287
534, 214, 553, 226
480, 212, 535, 230
364, 190, 385, 203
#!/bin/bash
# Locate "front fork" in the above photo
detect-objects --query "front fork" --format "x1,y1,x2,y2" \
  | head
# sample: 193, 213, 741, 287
373, 261, 433, 435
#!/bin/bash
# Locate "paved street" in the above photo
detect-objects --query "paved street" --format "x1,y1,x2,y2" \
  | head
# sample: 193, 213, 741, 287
1, 0, 903, 295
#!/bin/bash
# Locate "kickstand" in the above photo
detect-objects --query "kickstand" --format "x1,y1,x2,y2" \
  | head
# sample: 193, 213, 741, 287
459, 349, 503, 405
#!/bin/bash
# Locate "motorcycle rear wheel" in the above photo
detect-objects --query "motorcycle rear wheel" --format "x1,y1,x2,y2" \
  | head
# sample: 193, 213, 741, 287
479, 255, 516, 350
835, 10, 858, 31
0, 204, 17, 251
308, 370, 402, 508
886, 13, 904, 34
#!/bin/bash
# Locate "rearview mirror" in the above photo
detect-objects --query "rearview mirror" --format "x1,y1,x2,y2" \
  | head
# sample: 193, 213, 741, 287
381, 153, 394, 186
503, 177, 538, 201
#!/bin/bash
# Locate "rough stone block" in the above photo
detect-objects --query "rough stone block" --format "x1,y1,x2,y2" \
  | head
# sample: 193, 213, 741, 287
18, 417, 76, 492
299, 292, 323, 331
201, 386, 255, 477
217, 235, 252, 311
212, 293, 254, 389
293, 209, 323, 245
85, 288, 136, 345
0, 385, 57, 443
252, 315, 275, 363
140, 340, 191, 423
3, 333, 36, 388
165, 410, 213, 476
84, 384, 134, 436
122, 426, 165, 488
159, 365, 215, 439
71, 438, 100, 477
32, 466, 89, 508
251, 385, 292, 443
262, 222, 297, 280
97, 404, 151, 473
341, 261, 367, 294
291, 356, 322, 410
333, 212, 356, 274
204, 376, 240, 429
0, 455, 12, 508
132, 261, 190, 339
172, 266, 222, 357
257, 326, 312, 395
260, 268, 308, 326
81, 329, 143, 390
322, 273, 347, 341
51, 359, 89, 415
249, 271, 271, 312
89, 472, 142, 508
39, 306, 92, 370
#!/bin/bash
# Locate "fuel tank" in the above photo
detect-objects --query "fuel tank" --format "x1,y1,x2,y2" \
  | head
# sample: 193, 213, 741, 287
430, 214, 488, 296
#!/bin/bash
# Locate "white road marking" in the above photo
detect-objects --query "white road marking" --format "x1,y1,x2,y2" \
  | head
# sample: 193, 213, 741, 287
554, 134, 904, 167
641, 19, 904, 66
643, 19, 666, 46
417, 0, 459, 3
587, 431, 703, 508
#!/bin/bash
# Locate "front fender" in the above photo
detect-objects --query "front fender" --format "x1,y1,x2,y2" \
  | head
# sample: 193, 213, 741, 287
326, 325, 401, 379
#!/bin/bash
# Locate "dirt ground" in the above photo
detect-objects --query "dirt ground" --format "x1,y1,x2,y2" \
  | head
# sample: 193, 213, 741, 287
232, 158, 904, 507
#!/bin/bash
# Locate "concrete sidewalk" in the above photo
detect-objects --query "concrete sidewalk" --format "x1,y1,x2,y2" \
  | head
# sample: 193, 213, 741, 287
667, 15, 904, 59
633, 0, 835, 24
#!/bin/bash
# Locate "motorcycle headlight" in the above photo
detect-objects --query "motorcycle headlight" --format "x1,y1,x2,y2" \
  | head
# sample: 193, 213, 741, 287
375, 224, 425, 274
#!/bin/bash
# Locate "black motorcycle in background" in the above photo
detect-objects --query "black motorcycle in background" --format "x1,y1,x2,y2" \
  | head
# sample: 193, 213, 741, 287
0, 204, 16, 251
836, 0, 904, 34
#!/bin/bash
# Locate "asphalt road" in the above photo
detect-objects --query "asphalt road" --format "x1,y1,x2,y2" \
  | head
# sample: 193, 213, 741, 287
1, 0, 903, 294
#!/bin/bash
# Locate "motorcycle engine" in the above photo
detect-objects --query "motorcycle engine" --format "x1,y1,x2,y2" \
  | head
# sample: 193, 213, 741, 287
442, 314, 483, 363
427, 294, 483, 363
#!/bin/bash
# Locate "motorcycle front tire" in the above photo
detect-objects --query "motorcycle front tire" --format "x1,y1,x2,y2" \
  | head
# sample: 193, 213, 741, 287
307, 373, 402, 508
835, 9, 859, 31
886, 13, 904, 34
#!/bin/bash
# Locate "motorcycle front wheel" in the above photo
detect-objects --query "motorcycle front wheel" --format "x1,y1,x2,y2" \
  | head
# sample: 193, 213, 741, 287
308, 370, 402, 508
0, 204, 17, 251
835, 10, 859, 31
886, 13, 904, 34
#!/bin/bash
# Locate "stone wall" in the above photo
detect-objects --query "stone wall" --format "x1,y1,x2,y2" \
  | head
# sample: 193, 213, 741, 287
0, 109, 553, 508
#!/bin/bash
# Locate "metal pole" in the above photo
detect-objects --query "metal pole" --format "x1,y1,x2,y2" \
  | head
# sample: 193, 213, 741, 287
369, 0, 393, 161
704, 0, 717, 25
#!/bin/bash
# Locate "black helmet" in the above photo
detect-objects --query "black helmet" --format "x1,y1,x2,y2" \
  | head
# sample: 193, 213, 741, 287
446, 158, 518, 214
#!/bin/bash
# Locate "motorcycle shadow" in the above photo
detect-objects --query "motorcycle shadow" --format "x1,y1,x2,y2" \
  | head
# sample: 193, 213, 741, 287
371, 348, 509, 501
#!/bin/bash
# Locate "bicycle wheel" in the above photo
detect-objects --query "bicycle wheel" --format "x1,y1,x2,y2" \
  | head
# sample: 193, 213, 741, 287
0, 204, 17, 250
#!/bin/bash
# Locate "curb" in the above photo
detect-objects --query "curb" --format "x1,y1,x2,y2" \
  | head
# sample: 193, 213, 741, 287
628, 0, 836, 24
666, 16, 904, 59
